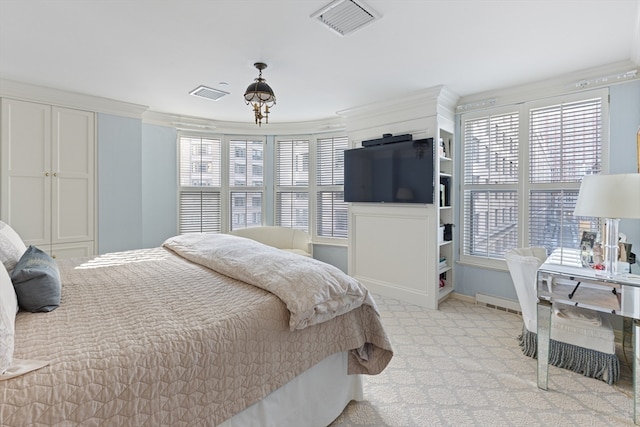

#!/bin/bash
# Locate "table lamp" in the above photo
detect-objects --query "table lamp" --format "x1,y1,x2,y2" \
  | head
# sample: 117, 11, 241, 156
573, 173, 640, 276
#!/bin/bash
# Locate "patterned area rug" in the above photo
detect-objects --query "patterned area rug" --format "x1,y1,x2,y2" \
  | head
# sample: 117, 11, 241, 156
330, 294, 634, 426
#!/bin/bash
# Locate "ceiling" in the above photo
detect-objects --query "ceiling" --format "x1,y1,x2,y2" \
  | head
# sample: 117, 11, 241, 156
1, 0, 639, 124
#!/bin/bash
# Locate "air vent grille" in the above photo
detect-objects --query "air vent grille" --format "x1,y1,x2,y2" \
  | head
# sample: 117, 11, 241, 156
189, 85, 229, 101
311, 0, 380, 36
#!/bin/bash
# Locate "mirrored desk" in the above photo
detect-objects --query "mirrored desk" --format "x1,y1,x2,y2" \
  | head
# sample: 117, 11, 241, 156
537, 249, 640, 424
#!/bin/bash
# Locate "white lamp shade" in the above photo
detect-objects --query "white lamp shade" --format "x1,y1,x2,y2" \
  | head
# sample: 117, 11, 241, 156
573, 173, 640, 219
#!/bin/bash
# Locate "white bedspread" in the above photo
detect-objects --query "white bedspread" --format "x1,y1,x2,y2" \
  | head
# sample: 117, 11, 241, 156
164, 232, 376, 331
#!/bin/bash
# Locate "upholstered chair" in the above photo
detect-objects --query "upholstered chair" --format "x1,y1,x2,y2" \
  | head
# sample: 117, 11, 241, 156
228, 226, 312, 257
505, 247, 619, 384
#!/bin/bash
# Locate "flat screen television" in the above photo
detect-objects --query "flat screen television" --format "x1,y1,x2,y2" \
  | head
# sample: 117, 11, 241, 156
344, 138, 434, 204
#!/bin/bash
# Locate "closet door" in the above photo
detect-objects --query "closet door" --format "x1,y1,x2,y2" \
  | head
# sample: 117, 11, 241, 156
0, 98, 52, 247
51, 107, 95, 247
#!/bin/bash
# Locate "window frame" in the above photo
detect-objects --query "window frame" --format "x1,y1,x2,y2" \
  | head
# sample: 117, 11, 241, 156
274, 135, 311, 231
459, 88, 609, 270
226, 135, 266, 231
273, 132, 348, 244
177, 134, 223, 234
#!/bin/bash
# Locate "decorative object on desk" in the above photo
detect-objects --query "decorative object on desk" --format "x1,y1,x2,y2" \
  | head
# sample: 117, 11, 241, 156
618, 232, 632, 263
573, 173, 640, 276
579, 231, 597, 267
592, 242, 604, 268
505, 247, 619, 384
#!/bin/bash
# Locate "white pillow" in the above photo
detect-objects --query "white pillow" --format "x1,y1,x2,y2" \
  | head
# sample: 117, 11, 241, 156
0, 264, 18, 374
0, 221, 27, 274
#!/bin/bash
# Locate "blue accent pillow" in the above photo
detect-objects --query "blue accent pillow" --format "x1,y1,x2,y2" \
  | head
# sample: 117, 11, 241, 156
10, 246, 61, 312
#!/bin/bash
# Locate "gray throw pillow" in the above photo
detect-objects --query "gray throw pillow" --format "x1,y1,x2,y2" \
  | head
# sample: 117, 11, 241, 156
10, 246, 61, 313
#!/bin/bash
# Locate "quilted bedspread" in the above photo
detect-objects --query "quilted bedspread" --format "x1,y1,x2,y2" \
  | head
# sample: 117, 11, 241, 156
163, 233, 376, 331
0, 246, 393, 426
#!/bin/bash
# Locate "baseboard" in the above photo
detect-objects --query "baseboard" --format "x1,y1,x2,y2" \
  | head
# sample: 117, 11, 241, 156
475, 292, 522, 315
449, 292, 474, 304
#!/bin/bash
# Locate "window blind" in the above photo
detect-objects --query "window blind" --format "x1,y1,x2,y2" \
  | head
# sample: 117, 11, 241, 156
316, 136, 348, 238
275, 139, 310, 231
179, 191, 221, 233
462, 112, 519, 259
529, 98, 602, 182
461, 90, 605, 264
463, 190, 518, 259
528, 97, 603, 252
178, 136, 222, 234
229, 138, 264, 230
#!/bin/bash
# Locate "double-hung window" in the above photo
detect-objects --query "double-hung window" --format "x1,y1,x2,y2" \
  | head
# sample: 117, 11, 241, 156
229, 137, 265, 230
461, 89, 607, 267
275, 137, 310, 230
178, 136, 222, 233
316, 135, 348, 239
274, 134, 348, 239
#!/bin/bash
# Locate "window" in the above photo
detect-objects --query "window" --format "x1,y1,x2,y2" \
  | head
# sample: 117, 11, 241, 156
178, 133, 347, 240
229, 138, 264, 230
316, 136, 348, 238
275, 138, 310, 230
178, 136, 222, 233
461, 89, 607, 265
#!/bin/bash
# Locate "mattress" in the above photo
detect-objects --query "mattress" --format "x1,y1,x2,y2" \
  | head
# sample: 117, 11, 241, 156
1, 244, 393, 426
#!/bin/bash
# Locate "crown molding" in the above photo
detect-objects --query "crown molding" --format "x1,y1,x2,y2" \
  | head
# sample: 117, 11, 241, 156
0, 79, 148, 118
457, 60, 639, 113
142, 109, 346, 136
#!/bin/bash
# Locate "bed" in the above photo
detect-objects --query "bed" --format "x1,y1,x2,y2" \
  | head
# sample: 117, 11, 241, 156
0, 231, 393, 426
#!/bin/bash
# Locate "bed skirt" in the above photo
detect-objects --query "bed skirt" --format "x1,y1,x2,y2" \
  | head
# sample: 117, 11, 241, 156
218, 351, 362, 427
518, 326, 620, 385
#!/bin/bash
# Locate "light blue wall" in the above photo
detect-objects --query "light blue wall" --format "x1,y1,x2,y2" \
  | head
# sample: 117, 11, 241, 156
453, 80, 640, 302
610, 81, 640, 251
141, 124, 177, 248
97, 113, 143, 254
95, 81, 639, 283
314, 244, 348, 273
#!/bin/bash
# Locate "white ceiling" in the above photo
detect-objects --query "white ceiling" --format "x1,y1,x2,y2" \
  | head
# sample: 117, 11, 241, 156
1, 0, 639, 124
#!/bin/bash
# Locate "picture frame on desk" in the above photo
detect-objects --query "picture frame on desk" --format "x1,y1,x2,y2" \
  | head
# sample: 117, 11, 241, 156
580, 231, 597, 267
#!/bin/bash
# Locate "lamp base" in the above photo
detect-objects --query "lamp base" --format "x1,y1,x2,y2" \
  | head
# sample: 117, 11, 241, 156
602, 217, 620, 276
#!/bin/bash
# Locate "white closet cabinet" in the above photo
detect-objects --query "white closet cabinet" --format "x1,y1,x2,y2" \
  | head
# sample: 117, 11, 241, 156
1, 98, 95, 258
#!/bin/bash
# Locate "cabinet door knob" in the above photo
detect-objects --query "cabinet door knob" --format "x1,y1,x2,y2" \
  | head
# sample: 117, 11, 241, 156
53, 172, 58, 177
45, 172, 49, 176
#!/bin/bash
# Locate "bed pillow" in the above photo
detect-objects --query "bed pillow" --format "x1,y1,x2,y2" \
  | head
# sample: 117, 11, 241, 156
0, 221, 27, 274
10, 246, 61, 313
0, 264, 18, 374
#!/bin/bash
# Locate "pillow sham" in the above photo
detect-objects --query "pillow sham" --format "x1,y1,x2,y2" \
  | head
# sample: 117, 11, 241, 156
0, 221, 27, 274
0, 264, 18, 374
11, 246, 61, 313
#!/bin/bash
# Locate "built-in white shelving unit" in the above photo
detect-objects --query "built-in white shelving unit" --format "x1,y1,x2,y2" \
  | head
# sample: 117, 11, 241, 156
341, 85, 458, 310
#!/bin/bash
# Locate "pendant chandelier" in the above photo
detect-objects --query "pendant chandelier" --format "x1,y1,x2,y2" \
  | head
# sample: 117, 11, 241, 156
243, 62, 276, 126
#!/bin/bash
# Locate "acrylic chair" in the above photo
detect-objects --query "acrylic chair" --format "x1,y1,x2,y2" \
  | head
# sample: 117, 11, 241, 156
505, 247, 619, 384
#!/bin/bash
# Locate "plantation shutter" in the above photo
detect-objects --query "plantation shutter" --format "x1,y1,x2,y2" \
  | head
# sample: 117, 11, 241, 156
178, 136, 222, 234
275, 139, 309, 230
316, 136, 348, 238
528, 97, 603, 250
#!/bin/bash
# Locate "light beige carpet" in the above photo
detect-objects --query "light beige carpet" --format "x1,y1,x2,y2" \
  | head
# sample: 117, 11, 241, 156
330, 294, 634, 426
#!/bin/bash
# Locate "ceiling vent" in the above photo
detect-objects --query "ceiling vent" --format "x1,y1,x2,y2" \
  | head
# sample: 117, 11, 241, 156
311, 0, 380, 36
189, 85, 229, 101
